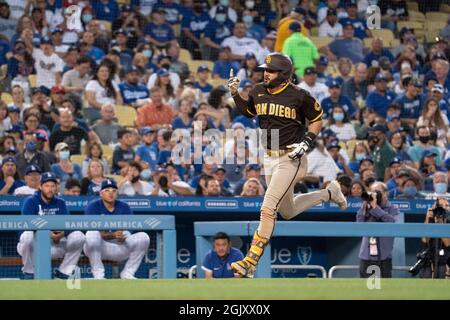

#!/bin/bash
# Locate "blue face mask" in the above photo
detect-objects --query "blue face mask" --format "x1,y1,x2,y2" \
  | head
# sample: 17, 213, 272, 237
25, 141, 37, 152
220, 0, 229, 6
333, 113, 345, 122
143, 49, 152, 58
140, 169, 152, 181
403, 186, 417, 196
355, 153, 366, 161
59, 150, 70, 161
216, 14, 226, 23
243, 15, 253, 24
435, 182, 447, 194
82, 14, 93, 23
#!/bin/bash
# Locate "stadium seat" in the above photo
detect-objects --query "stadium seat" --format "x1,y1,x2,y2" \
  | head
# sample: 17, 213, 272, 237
209, 78, 228, 88
363, 37, 373, 48
425, 12, 448, 22
371, 28, 395, 44
172, 24, 181, 38
425, 30, 441, 43
441, 3, 450, 13
425, 21, 447, 32
114, 105, 137, 127
309, 36, 333, 49
397, 20, 423, 32
390, 39, 400, 48
0, 64, 7, 79
116, 0, 130, 4
406, 1, 419, 11
179, 48, 192, 63
408, 10, 425, 22
1, 92, 12, 104
107, 174, 124, 183
98, 20, 112, 33
310, 27, 319, 36
70, 154, 85, 167
28, 74, 37, 88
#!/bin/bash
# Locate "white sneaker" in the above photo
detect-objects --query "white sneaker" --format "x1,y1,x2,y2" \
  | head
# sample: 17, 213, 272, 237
120, 272, 137, 280
326, 180, 348, 210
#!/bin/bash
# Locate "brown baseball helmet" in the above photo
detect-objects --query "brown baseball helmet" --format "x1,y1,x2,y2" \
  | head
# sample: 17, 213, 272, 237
259, 52, 293, 87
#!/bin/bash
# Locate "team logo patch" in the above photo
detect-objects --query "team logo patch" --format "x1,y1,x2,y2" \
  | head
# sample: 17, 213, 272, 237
314, 100, 321, 111
265, 55, 271, 64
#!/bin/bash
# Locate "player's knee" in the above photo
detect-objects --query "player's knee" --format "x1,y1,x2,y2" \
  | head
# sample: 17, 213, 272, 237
129, 232, 150, 250
261, 206, 276, 219
69, 231, 86, 248
20, 232, 34, 247
85, 231, 101, 246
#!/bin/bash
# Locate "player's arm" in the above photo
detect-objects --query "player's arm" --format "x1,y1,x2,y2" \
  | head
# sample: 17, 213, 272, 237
228, 70, 256, 118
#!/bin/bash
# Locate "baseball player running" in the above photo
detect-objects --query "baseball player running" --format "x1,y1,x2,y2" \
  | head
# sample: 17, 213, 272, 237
84, 179, 150, 279
18, 172, 86, 279
228, 52, 347, 278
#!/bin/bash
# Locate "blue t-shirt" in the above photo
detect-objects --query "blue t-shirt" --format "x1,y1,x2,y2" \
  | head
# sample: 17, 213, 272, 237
202, 247, 244, 278
92, 0, 119, 22
50, 163, 83, 192
172, 116, 193, 130
87, 47, 105, 62
119, 81, 149, 105
212, 60, 240, 79
339, 17, 367, 39
136, 143, 159, 171
158, 149, 172, 165
194, 82, 213, 94
321, 95, 356, 118
394, 93, 423, 119
86, 180, 102, 196
0, 40, 10, 65
153, 1, 182, 24
204, 20, 234, 45
181, 12, 210, 38
85, 198, 132, 216
365, 90, 396, 118
144, 22, 175, 43
246, 23, 266, 42
363, 49, 395, 68
22, 191, 68, 216
329, 39, 364, 63
0, 179, 25, 194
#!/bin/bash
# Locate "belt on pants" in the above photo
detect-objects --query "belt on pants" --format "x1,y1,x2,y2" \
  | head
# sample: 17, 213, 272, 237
266, 148, 294, 157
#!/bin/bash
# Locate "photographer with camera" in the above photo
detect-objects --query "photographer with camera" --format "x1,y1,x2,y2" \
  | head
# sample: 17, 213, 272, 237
410, 198, 450, 279
356, 181, 399, 278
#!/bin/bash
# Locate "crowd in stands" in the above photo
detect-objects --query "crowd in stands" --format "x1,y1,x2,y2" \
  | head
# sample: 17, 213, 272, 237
0, 0, 450, 200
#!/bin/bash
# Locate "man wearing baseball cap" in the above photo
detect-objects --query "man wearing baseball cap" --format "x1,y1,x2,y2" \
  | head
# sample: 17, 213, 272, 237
321, 77, 356, 118
393, 78, 422, 126
35, 37, 64, 90
365, 73, 397, 118
194, 64, 213, 94
298, 66, 329, 102
0, 157, 25, 195
14, 164, 42, 195
118, 66, 149, 106
319, 8, 343, 38
323, 19, 364, 64
17, 172, 85, 279
84, 179, 150, 279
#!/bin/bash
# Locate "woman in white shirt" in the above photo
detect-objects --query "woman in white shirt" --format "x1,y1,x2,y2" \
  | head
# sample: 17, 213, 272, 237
417, 97, 449, 145
328, 105, 356, 142
85, 61, 123, 124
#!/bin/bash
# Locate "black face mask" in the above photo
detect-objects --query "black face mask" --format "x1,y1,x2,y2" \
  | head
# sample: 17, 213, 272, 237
131, 176, 140, 183
161, 63, 170, 69
193, 5, 203, 13
364, 177, 376, 187
419, 135, 430, 144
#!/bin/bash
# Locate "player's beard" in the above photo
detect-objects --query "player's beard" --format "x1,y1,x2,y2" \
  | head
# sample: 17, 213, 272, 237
41, 191, 55, 202
263, 74, 286, 89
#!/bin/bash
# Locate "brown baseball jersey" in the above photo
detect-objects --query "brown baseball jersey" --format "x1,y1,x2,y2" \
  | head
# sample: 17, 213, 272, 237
234, 82, 323, 149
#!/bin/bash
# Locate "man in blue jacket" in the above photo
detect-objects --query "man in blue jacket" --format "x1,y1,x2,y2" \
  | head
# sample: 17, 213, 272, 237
17, 172, 85, 279
83, 179, 150, 279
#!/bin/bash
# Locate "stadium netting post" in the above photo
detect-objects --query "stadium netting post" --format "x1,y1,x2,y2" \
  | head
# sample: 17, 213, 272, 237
0, 215, 176, 280
194, 221, 450, 278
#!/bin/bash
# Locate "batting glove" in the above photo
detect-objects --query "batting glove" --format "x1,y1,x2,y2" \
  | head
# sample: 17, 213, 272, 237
287, 132, 316, 160
228, 77, 240, 96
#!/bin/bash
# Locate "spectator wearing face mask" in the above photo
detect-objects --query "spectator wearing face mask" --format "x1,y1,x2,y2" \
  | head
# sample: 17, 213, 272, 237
348, 142, 370, 174
16, 131, 51, 178
408, 126, 443, 168
181, 0, 210, 60
50, 142, 82, 193
202, 6, 234, 61
209, 0, 237, 23
425, 172, 450, 200
328, 105, 356, 142
118, 161, 153, 196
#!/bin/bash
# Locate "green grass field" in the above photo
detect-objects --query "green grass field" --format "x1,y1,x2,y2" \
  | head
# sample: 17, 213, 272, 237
0, 279, 449, 300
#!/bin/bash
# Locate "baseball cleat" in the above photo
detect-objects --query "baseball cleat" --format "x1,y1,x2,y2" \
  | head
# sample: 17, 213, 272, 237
327, 180, 348, 210
231, 260, 255, 278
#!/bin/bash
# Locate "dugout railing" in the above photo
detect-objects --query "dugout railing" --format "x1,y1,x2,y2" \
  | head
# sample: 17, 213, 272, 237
194, 221, 450, 278
0, 215, 177, 280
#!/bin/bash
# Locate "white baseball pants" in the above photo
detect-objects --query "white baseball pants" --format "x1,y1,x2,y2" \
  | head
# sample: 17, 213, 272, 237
17, 231, 86, 276
83, 231, 150, 279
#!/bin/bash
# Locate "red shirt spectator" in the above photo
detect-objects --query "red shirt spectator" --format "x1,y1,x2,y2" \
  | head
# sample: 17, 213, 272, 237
136, 87, 174, 129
